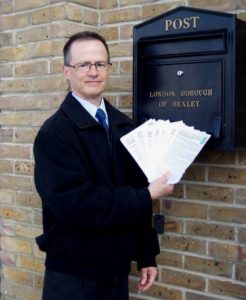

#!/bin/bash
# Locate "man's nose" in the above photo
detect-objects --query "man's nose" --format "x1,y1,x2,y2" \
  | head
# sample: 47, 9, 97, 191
87, 64, 98, 75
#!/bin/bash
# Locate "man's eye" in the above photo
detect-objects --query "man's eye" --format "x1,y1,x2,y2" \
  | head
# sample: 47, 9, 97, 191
97, 62, 106, 67
78, 63, 89, 69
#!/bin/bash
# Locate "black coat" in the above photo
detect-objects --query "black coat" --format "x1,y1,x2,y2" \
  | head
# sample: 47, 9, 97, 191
34, 92, 160, 282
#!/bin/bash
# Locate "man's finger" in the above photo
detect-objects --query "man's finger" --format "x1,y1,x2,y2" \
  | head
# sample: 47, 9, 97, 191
140, 270, 147, 285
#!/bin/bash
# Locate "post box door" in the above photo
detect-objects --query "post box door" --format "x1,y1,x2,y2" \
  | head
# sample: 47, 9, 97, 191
139, 59, 223, 137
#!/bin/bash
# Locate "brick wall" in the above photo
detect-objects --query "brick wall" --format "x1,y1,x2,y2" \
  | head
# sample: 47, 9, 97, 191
0, 1, 246, 299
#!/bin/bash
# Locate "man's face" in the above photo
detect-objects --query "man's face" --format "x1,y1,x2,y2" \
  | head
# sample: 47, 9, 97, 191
63, 39, 110, 105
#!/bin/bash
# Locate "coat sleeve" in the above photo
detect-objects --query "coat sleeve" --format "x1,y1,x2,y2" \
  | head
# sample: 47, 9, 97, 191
135, 227, 160, 269
34, 130, 153, 231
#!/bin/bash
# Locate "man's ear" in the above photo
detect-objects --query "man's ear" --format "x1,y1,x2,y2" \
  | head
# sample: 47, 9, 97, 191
63, 65, 70, 80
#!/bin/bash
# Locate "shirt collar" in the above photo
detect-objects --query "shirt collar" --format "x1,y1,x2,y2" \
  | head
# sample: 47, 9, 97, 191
72, 92, 108, 124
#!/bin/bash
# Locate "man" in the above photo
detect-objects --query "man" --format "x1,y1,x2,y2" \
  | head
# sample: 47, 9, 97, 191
34, 31, 173, 300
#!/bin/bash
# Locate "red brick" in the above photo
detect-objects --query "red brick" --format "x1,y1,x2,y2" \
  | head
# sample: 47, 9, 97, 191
0, 160, 13, 173
34, 274, 44, 289
33, 210, 42, 225
238, 246, 246, 262
156, 251, 183, 268
107, 76, 132, 92
238, 149, 246, 164
184, 255, 232, 276
16, 192, 41, 208
0, 0, 12, 14
49, 21, 90, 38
0, 63, 13, 77
186, 221, 234, 240
31, 76, 67, 92
16, 224, 42, 239
14, 129, 38, 143
238, 228, 246, 244
129, 278, 182, 300
120, 24, 133, 40
208, 167, 246, 184
0, 32, 13, 47
0, 144, 31, 159
186, 184, 233, 203
0, 190, 15, 204
0, 206, 32, 222
3, 266, 32, 285
109, 42, 133, 58
33, 39, 65, 57
65, 3, 82, 21
0, 279, 15, 298
1, 221, 15, 236
209, 206, 246, 224
33, 243, 46, 259
0, 78, 31, 93
161, 235, 206, 254
209, 279, 246, 299
208, 242, 238, 260
239, 0, 246, 8
171, 183, 184, 198
0, 14, 29, 30
235, 188, 246, 205
142, 2, 182, 19
14, 161, 34, 176
162, 200, 207, 219
16, 26, 49, 43
118, 94, 132, 109
236, 263, 246, 282
99, 27, 118, 41
182, 165, 206, 181
164, 218, 184, 233
14, 286, 42, 300
31, 5, 66, 24
15, 60, 48, 76
0, 45, 32, 61
1, 237, 32, 254
161, 268, 206, 291
17, 255, 45, 273
101, 7, 141, 24
120, 60, 132, 75
15, 0, 49, 11
99, 0, 117, 9
185, 292, 222, 300
0, 174, 32, 191
0, 252, 15, 267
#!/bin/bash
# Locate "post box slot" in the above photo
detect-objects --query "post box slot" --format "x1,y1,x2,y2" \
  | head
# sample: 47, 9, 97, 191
139, 31, 227, 58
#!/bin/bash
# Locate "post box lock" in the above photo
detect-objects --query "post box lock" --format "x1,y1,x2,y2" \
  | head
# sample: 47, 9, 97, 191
177, 70, 184, 76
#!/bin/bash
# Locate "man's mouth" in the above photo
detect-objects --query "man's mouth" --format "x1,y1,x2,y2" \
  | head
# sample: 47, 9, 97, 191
85, 80, 101, 84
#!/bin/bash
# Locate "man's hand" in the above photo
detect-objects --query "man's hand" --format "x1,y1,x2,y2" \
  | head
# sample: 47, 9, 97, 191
137, 267, 158, 292
148, 172, 174, 200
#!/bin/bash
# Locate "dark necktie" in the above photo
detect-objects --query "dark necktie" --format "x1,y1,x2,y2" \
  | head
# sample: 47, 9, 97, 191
96, 108, 108, 131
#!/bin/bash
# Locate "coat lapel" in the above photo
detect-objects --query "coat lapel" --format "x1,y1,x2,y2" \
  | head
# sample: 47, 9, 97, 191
61, 92, 132, 130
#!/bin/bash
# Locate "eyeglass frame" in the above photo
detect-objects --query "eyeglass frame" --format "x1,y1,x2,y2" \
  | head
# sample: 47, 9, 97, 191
65, 61, 112, 73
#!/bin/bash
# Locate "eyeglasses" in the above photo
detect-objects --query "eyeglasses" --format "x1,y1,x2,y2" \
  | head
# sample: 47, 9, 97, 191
65, 61, 112, 73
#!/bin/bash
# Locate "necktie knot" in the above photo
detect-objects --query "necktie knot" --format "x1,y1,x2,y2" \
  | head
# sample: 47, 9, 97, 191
96, 108, 108, 131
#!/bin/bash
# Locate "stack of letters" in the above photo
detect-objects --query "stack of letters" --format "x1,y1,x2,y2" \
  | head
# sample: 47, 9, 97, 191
120, 119, 211, 184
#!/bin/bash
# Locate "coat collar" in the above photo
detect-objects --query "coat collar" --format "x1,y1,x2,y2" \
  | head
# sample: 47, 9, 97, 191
61, 92, 132, 129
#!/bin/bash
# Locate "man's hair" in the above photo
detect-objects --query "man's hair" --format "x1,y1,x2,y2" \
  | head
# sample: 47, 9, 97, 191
63, 31, 110, 65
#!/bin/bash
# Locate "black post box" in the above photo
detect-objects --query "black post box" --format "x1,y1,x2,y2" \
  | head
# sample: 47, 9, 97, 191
133, 6, 246, 150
